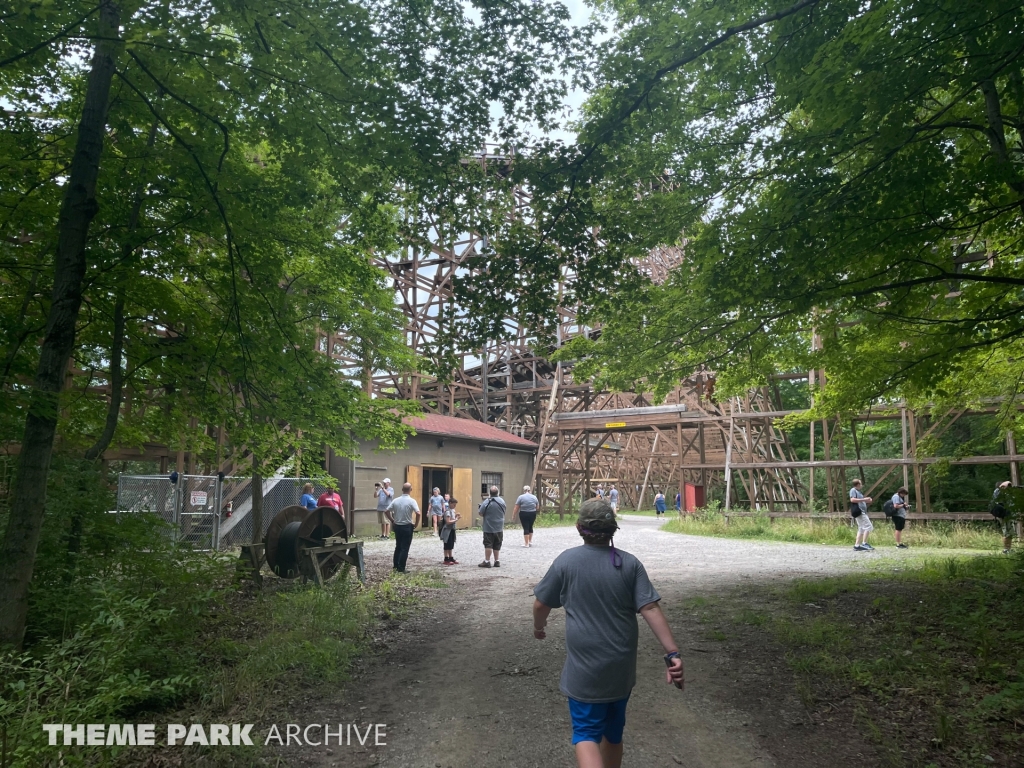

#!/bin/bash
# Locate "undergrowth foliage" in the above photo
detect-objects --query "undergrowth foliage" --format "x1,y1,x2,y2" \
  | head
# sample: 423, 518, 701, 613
766, 555, 1024, 765
0, 458, 443, 767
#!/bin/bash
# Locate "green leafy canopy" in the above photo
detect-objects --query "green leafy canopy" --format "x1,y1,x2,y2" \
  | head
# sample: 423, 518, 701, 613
459, 0, 1024, 428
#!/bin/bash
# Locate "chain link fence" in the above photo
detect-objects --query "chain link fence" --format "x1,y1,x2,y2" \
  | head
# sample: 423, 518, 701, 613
217, 477, 332, 549
116, 474, 331, 550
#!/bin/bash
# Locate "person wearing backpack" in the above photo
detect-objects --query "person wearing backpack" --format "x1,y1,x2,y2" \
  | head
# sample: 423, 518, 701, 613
849, 479, 874, 551
885, 487, 910, 549
477, 485, 507, 568
991, 481, 1019, 554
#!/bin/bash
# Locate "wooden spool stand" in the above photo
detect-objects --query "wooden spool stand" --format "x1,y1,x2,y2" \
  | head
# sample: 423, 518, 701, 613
302, 537, 366, 586
239, 539, 365, 587
238, 543, 266, 587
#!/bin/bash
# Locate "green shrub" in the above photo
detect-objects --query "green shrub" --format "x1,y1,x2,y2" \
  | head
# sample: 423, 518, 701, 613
0, 586, 207, 765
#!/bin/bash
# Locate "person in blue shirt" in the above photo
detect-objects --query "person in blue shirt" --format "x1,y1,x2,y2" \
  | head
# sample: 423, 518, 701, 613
608, 485, 620, 513
300, 483, 318, 511
654, 492, 667, 517
674, 492, 681, 512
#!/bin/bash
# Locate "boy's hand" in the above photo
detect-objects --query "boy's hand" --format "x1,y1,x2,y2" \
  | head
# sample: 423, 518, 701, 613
533, 627, 546, 639
665, 657, 684, 690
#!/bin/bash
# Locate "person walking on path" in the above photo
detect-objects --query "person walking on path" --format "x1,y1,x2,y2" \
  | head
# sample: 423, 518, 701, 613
532, 499, 685, 768
385, 482, 420, 573
300, 483, 318, 511
478, 485, 506, 568
654, 492, 667, 517
608, 485, 619, 513
428, 487, 445, 535
513, 485, 540, 548
849, 479, 874, 551
317, 487, 344, 521
889, 487, 909, 548
674, 492, 681, 512
375, 478, 394, 539
991, 480, 1020, 554
440, 497, 460, 565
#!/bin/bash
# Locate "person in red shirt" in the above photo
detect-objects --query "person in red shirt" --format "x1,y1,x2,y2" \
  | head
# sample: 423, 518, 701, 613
317, 489, 344, 520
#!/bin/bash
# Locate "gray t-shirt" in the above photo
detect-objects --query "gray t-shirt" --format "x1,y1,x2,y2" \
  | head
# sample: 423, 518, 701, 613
850, 487, 867, 513
478, 497, 507, 533
375, 486, 394, 511
428, 494, 445, 515
515, 493, 539, 513
387, 494, 420, 526
891, 493, 907, 518
533, 545, 661, 703
609, 489, 619, 505
440, 505, 458, 545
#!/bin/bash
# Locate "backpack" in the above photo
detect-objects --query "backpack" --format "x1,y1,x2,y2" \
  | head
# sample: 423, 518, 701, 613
849, 502, 862, 518
990, 498, 1008, 519
882, 499, 895, 517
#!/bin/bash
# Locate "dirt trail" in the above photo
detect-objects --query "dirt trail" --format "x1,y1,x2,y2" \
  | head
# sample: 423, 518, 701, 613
281, 517, 882, 768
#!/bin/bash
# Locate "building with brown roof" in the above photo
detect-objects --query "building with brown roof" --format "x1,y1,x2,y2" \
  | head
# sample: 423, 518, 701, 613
328, 414, 538, 536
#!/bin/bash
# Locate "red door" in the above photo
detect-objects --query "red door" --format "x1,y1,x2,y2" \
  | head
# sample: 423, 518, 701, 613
684, 483, 705, 513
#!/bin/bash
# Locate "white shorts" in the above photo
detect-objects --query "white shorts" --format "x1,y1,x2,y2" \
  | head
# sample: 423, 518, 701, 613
855, 512, 874, 533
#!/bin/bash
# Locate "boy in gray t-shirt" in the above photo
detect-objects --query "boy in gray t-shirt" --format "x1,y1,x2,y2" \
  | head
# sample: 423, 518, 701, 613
533, 499, 684, 768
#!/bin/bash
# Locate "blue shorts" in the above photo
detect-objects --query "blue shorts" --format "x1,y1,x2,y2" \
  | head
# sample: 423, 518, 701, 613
567, 696, 629, 745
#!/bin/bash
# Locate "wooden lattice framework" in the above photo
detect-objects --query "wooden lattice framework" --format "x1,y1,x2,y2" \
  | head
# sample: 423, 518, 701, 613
37, 153, 1019, 513
319, 153, 1022, 515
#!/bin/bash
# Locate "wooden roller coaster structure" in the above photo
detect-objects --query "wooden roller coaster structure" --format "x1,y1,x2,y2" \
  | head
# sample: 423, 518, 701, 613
13, 150, 1017, 518
320, 150, 1022, 515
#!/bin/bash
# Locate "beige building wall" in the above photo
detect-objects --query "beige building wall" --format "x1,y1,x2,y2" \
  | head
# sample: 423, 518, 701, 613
335, 434, 534, 538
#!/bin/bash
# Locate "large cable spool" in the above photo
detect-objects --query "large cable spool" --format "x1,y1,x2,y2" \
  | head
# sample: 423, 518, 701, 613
265, 504, 348, 580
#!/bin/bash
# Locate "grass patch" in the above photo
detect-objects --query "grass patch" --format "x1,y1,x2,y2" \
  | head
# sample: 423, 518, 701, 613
663, 508, 1002, 550
1, 523, 445, 768
527, 513, 581, 528
761, 554, 1024, 766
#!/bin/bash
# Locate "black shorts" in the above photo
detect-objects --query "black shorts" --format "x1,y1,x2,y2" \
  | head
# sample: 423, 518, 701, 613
519, 512, 537, 535
440, 529, 456, 549
483, 531, 503, 550
892, 515, 906, 531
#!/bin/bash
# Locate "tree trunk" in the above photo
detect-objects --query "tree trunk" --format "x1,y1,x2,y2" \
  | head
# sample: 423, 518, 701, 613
83, 287, 125, 461
83, 117, 158, 463
0, 1, 122, 650
251, 454, 264, 545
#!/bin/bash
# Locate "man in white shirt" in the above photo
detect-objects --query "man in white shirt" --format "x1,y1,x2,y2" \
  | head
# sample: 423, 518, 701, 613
889, 487, 909, 549
386, 482, 421, 573
850, 479, 874, 551
608, 485, 619, 513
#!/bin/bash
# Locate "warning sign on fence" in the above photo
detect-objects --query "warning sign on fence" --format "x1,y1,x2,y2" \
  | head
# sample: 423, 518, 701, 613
189, 491, 208, 507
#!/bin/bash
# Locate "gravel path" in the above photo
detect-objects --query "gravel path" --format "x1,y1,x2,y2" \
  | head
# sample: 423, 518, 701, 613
286, 516, 872, 768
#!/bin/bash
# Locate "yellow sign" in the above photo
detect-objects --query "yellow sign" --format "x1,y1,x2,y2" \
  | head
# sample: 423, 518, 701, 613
605, 422, 627, 428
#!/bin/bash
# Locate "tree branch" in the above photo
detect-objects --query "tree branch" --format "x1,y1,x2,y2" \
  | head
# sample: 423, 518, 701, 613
0, 4, 102, 69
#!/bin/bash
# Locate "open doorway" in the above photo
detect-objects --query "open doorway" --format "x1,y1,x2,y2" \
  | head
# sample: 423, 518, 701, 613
421, 465, 452, 528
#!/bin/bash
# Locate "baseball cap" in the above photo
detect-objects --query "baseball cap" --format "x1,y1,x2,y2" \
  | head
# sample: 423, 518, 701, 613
577, 498, 618, 533
383, 477, 391, 483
